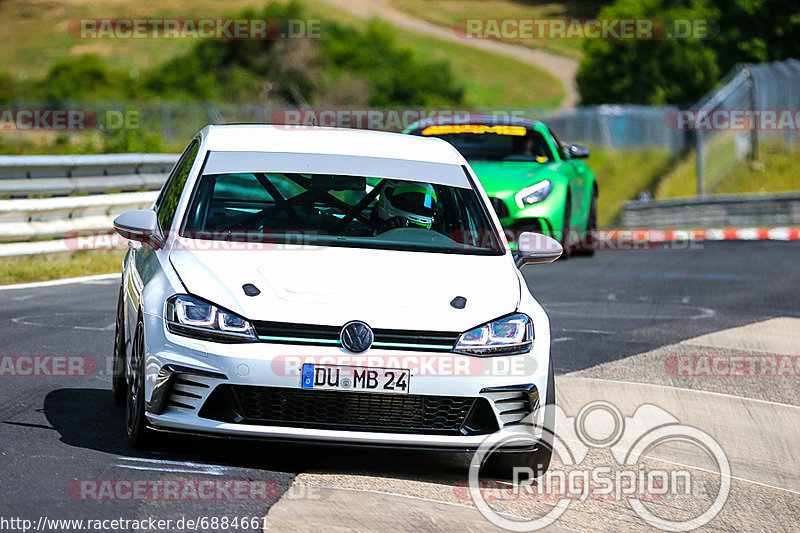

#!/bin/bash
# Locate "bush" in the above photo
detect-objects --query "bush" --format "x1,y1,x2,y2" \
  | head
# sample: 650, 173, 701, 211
0, 73, 17, 104
576, 0, 719, 105
140, 2, 465, 107
322, 20, 464, 106
708, 0, 800, 73
33, 54, 128, 101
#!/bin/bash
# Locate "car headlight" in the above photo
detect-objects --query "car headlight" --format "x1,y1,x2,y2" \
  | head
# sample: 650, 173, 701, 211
165, 295, 256, 343
515, 180, 552, 208
454, 313, 533, 356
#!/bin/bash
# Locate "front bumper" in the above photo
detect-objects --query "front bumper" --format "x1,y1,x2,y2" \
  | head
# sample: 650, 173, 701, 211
140, 312, 551, 450
490, 200, 566, 249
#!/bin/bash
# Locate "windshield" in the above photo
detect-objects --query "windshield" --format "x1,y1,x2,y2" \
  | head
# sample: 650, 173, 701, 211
181, 171, 503, 255
413, 124, 554, 162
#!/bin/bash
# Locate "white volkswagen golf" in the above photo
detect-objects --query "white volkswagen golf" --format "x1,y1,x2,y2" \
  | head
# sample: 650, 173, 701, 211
112, 124, 561, 475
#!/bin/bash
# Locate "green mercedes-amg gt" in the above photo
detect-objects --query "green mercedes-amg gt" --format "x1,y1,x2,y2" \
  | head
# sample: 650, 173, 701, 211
406, 116, 598, 258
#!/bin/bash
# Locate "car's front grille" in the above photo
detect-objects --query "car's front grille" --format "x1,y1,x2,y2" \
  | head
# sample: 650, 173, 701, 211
490, 197, 510, 219
509, 218, 545, 234
199, 385, 498, 435
252, 321, 459, 351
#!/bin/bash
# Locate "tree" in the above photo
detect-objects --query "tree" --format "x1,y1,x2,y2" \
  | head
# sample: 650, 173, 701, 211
708, 0, 800, 73
576, 0, 719, 105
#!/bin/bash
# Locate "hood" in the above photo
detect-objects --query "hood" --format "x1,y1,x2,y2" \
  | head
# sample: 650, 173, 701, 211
469, 160, 550, 199
169, 241, 521, 333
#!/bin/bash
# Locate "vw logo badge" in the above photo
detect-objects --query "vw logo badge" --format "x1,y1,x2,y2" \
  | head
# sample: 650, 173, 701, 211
340, 321, 374, 353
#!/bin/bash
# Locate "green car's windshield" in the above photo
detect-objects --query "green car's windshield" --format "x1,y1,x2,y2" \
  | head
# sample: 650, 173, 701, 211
181, 172, 504, 255
412, 125, 554, 163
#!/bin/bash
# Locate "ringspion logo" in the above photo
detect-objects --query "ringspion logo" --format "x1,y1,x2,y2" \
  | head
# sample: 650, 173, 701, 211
468, 401, 730, 531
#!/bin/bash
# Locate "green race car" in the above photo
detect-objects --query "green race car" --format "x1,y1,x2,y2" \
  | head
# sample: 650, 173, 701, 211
405, 116, 598, 258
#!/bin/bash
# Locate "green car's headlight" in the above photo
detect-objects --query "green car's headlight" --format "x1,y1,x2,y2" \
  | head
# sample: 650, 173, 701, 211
515, 180, 552, 208
454, 313, 533, 356
165, 294, 257, 342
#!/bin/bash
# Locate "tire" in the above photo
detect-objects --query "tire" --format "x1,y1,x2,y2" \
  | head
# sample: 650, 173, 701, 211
112, 286, 126, 405
573, 189, 597, 257
558, 199, 572, 260
481, 358, 556, 479
126, 317, 154, 448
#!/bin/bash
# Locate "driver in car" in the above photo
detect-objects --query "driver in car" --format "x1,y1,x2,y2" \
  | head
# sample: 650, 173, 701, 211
373, 180, 438, 234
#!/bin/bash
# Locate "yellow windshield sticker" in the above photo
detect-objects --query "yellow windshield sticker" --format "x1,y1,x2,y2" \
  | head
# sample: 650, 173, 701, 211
421, 124, 527, 136
536, 156, 549, 163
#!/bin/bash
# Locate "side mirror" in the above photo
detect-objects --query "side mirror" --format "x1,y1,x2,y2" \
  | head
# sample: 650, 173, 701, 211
567, 143, 590, 159
515, 232, 562, 267
113, 209, 164, 249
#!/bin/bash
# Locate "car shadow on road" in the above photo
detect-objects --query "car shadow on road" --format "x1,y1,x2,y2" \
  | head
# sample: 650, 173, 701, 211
43, 387, 328, 474
43, 387, 475, 485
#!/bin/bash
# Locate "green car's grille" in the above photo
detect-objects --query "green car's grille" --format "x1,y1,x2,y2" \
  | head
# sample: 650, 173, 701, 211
489, 197, 510, 219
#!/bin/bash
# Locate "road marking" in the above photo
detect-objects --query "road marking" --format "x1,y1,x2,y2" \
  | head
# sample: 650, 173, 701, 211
290, 485, 538, 522
557, 328, 616, 335
556, 434, 800, 496
639, 455, 800, 496
565, 376, 800, 410
114, 464, 228, 475
12, 313, 115, 331
547, 302, 716, 319
0, 273, 118, 292
610, 272, 768, 282
118, 456, 229, 467
115, 456, 230, 475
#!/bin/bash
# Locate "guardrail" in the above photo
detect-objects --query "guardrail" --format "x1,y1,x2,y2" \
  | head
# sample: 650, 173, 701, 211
0, 192, 158, 243
0, 154, 176, 257
620, 192, 800, 229
0, 154, 175, 196
2, 154, 799, 258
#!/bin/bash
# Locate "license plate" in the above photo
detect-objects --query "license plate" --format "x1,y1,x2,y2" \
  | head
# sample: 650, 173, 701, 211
301, 364, 410, 394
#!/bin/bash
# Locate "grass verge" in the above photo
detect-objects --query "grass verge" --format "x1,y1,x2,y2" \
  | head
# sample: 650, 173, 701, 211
656, 139, 800, 199
0, 250, 123, 285
385, 0, 599, 60
589, 147, 674, 226
300, 0, 565, 109
390, 26, 564, 109
0, 0, 563, 110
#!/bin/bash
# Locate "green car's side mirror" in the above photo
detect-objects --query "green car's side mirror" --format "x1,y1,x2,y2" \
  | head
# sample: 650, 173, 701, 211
567, 143, 590, 158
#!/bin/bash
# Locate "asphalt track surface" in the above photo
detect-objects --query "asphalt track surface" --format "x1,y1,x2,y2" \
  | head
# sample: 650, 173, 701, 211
0, 241, 798, 531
